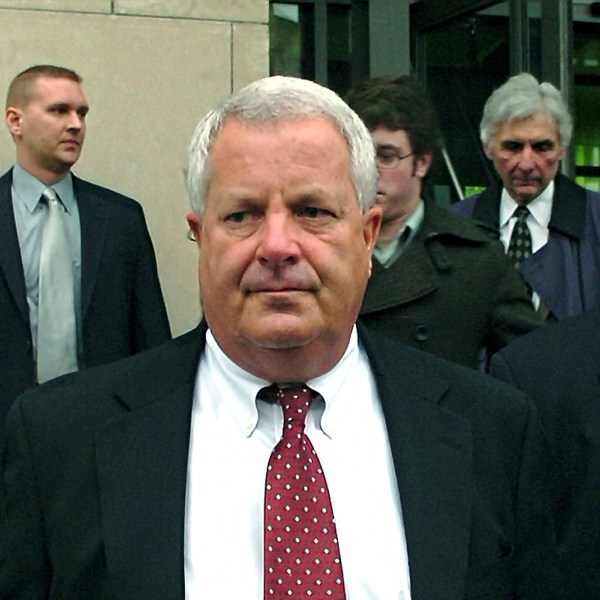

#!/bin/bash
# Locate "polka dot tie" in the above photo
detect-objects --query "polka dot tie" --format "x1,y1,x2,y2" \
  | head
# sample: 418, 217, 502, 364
507, 205, 533, 266
261, 385, 346, 599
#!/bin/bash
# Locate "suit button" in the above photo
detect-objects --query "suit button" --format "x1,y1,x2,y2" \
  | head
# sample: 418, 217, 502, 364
414, 325, 429, 342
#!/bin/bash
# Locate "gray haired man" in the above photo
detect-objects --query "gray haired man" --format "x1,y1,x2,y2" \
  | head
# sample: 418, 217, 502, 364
452, 72, 600, 320
2, 75, 562, 600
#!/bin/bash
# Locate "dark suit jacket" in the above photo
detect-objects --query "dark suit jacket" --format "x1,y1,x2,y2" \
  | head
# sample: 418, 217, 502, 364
490, 307, 600, 599
450, 173, 600, 320
359, 201, 542, 369
0, 168, 171, 450
0, 323, 562, 599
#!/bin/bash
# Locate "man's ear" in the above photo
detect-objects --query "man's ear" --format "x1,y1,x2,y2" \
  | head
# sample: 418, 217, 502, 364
364, 204, 382, 279
363, 204, 382, 251
483, 144, 495, 160
186, 212, 203, 247
415, 152, 433, 179
5, 107, 22, 137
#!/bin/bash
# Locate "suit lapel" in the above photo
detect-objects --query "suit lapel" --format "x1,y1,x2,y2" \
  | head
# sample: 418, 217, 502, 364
360, 325, 473, 600
95, 327, 204, 600
547, 173, 586, 238
74, 176, 111, 320
96, 389, 191, 600
0, 169, 30, 324
94, 324, 474, 599
518, 174, 587, 318
384, 393, 472, 600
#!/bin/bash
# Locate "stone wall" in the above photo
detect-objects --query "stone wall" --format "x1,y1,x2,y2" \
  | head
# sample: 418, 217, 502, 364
0, 0, 269, 334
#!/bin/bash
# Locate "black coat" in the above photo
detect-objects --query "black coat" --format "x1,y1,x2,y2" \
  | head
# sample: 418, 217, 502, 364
452, 174, 600, 320
0, 168, 171, 450
360, 201, 542, 368
1, 323, 562, 599
490, 306, 600, 599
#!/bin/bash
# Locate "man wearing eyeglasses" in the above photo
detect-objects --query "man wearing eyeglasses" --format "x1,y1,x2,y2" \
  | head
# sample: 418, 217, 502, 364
346, 75, 542, 369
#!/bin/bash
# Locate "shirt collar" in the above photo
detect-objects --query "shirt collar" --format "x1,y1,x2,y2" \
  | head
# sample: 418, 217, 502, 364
401, 198, 424, 241
500, 180, 554, 229
374, 199, 424, 266
203, 330, 269, 437
305, 326, 360, 438
204, 326, 360, 439
13, 163, 76, 214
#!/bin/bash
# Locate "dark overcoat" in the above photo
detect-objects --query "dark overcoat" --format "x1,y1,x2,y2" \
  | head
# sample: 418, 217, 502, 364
0, 168, 171, 449
0, 323, 563, 599
360, 201, 541, 368
451, 173, 600, 320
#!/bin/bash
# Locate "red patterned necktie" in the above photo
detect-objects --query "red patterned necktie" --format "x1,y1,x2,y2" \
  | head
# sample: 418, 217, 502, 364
261, 384, 346, 599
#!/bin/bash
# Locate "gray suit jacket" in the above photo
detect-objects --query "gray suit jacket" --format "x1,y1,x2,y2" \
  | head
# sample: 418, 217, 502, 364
0, 323, 562, 599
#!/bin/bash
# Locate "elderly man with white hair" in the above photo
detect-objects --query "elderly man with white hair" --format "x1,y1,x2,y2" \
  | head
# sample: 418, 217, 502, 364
451, 73, 600, 320
1, 75, 563, 600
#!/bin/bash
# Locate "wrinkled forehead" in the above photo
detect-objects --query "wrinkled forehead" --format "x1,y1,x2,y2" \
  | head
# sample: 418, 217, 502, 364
494, 112, 561, 143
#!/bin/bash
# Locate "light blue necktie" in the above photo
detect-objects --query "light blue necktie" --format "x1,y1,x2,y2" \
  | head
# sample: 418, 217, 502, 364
36, 187, 78, 383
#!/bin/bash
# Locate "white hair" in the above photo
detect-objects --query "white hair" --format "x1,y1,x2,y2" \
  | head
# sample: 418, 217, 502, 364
186, 76, 377, 215
480, 73, 573, 147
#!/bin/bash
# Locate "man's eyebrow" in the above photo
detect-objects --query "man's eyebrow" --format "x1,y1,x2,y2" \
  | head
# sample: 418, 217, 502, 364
47, 101, 89, 111
499, 138, 556, 148
375, 143, 402, 151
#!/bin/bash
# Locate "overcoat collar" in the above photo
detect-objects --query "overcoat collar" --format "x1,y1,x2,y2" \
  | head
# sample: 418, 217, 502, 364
361, 201, 492, 312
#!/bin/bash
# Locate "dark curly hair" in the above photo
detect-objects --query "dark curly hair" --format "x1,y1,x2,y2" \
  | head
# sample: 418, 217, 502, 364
345, 74, 441, 157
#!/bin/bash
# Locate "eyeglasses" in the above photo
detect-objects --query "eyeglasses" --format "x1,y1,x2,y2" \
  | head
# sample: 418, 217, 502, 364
375, 150, 414, 170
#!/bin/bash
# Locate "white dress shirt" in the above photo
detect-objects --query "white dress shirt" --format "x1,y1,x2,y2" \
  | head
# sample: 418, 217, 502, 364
184, 327, 411, 599
499, 182, 553, 310
499, 181, 553, 254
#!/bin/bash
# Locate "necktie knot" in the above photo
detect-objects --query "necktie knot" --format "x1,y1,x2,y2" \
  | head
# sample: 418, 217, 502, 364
42, 187, 59, 205
259, 385, 314, 436
279, 385, 313, 431
513, 204, 530, 223
41, 188, 67, 217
